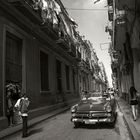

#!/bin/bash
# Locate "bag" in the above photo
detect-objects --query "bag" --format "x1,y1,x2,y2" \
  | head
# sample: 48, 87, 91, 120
19, 98, 29, 113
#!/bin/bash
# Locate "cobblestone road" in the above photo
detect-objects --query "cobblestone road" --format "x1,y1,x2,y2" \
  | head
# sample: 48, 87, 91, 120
2, 106, 132, 140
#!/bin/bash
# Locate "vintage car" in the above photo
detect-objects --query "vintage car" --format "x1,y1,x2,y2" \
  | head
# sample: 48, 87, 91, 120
71, 92, 117, 127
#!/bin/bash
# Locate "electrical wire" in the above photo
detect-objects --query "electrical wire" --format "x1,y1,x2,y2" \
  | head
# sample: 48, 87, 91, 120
65, 8, 108, 11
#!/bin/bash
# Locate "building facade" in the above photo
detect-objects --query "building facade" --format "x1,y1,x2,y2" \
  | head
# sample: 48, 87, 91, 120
106, 0, 140, 102
0, 0, 109, 130
0, 0, 81, 129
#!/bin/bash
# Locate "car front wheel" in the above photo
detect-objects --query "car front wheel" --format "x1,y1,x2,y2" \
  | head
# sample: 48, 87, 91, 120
110, 112, 117, 128
74, 122, 80, 128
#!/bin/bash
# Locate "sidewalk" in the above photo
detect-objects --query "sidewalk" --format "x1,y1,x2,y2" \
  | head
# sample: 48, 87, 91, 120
117, 98, 140, 140
0, 106, 70, 139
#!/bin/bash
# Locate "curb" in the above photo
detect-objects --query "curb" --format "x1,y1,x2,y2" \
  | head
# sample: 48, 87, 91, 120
0, 106, 70, 139
117, 100, 140, 140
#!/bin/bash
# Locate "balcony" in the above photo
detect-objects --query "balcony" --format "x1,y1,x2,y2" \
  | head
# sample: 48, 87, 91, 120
8, 0, 59, 38
85, 58, 90, 67
105, 24, 113, 36
56, 38, 70, 51
116, 10, 126, 25
108, 6, 113, 21
75, 50, 81, 62
68, 43, 76, 57
112, 67, 118, 78
111, 60, 118, 70
79, 59, 90, 71
7, 0, 42, 24
41, 23, 59, 40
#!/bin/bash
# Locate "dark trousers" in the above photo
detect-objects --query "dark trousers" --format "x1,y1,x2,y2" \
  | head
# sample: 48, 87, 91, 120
22, 116, 28, 137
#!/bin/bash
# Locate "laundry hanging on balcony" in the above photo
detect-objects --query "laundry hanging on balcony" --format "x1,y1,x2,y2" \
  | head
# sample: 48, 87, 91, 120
32, 0, 61, 26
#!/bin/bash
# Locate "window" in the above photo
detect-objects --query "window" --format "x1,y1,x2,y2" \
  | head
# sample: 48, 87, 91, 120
65, 65, 70, 90
5, 31, 22, 83
40, 51, 49, 91
73, 69, 76, 90
4, 31, 22, 117
56, 60, 62, 91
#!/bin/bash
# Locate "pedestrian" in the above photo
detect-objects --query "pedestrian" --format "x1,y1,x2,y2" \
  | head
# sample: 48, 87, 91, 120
129, 86, 139, 121
6, 90, 14, 126
81, 90, 85, 100
15, 93, 30, 138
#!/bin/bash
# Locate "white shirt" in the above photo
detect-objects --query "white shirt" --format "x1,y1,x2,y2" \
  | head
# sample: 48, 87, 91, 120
15, 97, 29, 116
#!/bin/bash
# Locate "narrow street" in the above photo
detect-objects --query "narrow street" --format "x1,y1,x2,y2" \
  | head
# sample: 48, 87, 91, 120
2, 105, 132, 140
0, 0, 140, 139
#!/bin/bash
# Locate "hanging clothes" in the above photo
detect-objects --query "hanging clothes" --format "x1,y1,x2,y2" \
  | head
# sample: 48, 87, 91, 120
52, 0, 61, 26
53, 0, 61, 15
59, 13, 72, 37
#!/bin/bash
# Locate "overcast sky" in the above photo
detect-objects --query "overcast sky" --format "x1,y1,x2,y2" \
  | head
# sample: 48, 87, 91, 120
61, 0, 112, 87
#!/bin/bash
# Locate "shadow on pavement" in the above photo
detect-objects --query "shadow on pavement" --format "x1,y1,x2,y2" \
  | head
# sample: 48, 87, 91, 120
28, 128, 43, 136
74, 123, 116, 129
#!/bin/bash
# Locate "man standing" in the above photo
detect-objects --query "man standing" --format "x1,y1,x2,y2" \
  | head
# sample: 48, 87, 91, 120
15, 93, 30, 138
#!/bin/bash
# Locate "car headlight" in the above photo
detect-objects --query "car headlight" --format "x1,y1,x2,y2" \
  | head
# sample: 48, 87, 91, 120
107, 113, 111, 117
72, 113, 76, 117
71, 108, 76, 113
106, 104, 112, 112
71, 104, 78, 113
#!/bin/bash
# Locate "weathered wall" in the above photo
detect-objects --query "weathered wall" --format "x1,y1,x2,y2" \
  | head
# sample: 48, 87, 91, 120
0, 10, 80, 130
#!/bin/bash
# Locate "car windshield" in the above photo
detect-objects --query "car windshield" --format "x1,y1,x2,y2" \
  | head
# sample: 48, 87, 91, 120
81, 92, 107, 102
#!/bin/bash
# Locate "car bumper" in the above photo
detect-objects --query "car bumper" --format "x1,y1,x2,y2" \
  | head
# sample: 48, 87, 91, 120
71, 117, 114, 124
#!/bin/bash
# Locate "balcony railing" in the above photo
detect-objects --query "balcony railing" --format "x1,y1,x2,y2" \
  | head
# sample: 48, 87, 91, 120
105, 23, 113, 36
8, 0, 79, 58
8, 0, 42, 23
116, 10, 126, 25
8, 0, 60, 38
68, 43, 76, 57
79, 60, 90, 69
111, 60, 118, 70
56, 37, 70, 51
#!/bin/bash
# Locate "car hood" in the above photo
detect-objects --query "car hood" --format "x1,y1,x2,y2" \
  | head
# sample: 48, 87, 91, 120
77, 100, 109, 112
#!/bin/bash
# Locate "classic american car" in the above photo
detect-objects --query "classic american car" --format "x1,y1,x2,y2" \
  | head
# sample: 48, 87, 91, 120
71, 92, 117, 127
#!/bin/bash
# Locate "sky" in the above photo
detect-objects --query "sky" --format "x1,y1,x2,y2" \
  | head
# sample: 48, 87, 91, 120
61, 0, 112, 87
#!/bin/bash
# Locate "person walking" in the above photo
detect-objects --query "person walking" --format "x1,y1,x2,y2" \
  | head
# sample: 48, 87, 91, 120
15, 93, 30, 138
129, 86, 138, 121
6, 90, 14, 126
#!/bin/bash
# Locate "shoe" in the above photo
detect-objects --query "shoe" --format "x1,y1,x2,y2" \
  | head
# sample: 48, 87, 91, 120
133, 118, 136, 121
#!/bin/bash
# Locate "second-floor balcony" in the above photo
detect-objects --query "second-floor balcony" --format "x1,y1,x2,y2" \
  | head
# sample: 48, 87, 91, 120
7, 0, 60, 39
8, 0, 42, 24
56, 37, 70, 51
68, 43, 76, 57
56, 36, 77, 58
